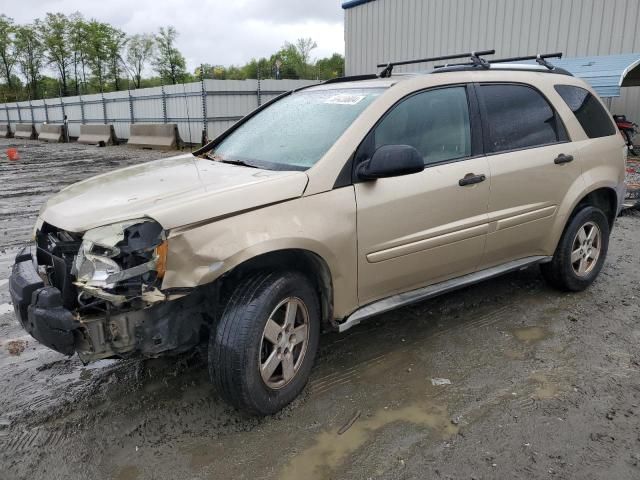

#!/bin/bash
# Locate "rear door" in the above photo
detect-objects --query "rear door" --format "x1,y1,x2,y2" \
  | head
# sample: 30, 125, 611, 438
355, 85, 491, 305
476, 83, 583, 268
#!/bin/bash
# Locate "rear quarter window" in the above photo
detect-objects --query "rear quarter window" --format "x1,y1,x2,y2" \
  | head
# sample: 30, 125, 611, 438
554, 85, 616, 139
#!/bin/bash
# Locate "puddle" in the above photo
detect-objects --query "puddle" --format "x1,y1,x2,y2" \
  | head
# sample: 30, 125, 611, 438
279, 403, 457, 480
529, 373, 562, 400
113, 465, 140, 480
511, 326, 551, 344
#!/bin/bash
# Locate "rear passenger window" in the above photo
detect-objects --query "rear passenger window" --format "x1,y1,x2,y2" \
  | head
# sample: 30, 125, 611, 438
554, 85, 616, 138
480, 84, 565, 153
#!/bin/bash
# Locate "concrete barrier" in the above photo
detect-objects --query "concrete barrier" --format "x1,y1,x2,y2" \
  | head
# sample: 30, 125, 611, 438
0, 123, 12, 138
128, 123, 181, 150
14, 124, 37, 140
38, 124, 66, 143
77, 124, 118, 145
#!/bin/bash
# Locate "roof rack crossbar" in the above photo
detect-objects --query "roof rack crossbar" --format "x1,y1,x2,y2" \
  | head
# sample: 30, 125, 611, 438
434, 52, 564, 71
490, 52, 563, 70
377, 49, 495, 77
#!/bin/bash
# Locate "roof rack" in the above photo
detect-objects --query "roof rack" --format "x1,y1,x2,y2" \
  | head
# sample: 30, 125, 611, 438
491, 52, 563, 70
323, 74, 379, 84
434, 52, 564, 71
377, 50, 495, 78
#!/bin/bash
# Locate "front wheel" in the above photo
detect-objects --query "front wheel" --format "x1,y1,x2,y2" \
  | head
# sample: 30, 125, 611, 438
541, 206, 610, 292
209, 271, 320, 415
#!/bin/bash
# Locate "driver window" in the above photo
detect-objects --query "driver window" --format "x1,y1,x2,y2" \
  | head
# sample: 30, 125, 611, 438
374, 86, 471, 165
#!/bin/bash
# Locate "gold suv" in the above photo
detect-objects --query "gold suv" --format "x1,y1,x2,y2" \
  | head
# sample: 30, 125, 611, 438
9, 52, 626, 415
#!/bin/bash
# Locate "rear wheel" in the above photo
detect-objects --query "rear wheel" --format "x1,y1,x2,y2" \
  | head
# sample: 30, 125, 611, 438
209, 271, 320, 415
541, 206, 610, 291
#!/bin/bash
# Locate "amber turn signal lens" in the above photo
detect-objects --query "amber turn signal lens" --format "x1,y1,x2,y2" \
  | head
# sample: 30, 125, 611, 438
154, 241, 169, 279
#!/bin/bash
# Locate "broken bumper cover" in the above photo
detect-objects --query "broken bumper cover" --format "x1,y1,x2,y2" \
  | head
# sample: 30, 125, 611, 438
9, 247, 81, 356
9, 247, 205, 362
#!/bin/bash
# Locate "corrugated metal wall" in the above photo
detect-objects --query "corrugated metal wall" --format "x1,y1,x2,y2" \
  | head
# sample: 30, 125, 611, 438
345, 0, 640, 120
0, 79, 316, 144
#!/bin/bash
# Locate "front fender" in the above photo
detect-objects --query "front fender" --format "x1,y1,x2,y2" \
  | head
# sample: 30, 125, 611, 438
161, 188, 359, 318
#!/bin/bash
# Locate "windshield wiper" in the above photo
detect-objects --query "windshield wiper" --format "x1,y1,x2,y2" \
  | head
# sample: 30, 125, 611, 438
218, 159, 260, 168
206, 153, 259, 169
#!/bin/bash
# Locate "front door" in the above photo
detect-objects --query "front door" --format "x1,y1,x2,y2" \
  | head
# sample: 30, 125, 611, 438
355, 85, 491, 305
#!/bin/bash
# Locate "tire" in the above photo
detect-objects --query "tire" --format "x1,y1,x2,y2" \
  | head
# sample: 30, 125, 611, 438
209, 270, 320, 415
540, 206, 610, 292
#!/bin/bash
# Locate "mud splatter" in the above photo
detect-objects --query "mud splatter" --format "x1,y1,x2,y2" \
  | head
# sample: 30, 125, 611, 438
280, 403, 457, 480
6, 339, 26, 356
511, 326, 551, 344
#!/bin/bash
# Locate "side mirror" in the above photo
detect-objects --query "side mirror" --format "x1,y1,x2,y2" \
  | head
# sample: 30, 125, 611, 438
357, 145, 425, 181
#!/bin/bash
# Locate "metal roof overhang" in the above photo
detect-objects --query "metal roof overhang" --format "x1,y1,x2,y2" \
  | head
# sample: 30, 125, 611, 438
532, 54, 640, 98
342, 0, 377, 9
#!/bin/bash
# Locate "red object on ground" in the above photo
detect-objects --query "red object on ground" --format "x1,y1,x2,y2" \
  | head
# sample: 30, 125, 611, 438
6, 148, 19, 161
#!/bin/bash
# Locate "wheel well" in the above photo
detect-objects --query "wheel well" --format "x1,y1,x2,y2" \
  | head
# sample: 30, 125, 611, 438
572, 188, 618, 228
219, 249, 335, 330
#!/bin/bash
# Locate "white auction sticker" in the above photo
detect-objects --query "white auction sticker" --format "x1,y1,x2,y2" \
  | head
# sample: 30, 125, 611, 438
324, 94, 366, 105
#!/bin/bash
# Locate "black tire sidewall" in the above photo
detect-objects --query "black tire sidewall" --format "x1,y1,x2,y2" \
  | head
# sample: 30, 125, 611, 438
212, 271, 320, 415
555, 206, 610, 290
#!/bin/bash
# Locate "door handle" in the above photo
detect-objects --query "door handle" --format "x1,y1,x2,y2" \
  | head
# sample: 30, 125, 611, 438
459, 173, 486, 187
554, 154, 574, 164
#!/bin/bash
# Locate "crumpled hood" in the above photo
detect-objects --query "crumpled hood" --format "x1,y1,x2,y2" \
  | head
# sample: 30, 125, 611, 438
40, 154, 309, 232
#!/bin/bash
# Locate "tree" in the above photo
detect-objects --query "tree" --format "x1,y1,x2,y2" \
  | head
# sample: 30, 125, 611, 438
41, 13, 73, 95
126, 33, 154, 88
84, 20, 111, 91
272, 43, 304, 79
69, 12, 89, 94
153, 26, 187, 84
14, 24, 44, 99
105, 26, 127, 90
282, 37, 317, 78
316, 53, 344, 80
0, 15, 17, 89
295, 38, 317, 66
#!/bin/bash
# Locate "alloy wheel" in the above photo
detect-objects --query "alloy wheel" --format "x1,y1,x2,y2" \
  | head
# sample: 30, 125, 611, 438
259, 297, 310, 389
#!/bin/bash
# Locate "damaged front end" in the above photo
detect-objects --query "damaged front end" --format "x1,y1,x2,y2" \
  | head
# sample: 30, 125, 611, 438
9, 219, 209, 362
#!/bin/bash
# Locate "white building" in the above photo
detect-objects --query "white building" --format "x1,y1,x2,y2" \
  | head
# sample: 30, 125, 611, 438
343, 0, 640, 120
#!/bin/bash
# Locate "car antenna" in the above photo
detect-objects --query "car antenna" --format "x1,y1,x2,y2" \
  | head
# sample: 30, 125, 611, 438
182, 81, 193, 153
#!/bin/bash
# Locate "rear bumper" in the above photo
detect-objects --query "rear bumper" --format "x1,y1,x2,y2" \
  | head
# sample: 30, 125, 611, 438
9, 247, 81, 356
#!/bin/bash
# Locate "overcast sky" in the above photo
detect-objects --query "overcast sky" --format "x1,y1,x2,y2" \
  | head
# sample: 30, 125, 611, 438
10, 0, 346, 71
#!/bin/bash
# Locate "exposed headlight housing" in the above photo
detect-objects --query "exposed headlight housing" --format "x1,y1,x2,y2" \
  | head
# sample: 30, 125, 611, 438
73, 219, 167, 296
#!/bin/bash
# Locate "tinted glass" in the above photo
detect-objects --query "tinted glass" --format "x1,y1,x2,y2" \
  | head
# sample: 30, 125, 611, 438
374, 87, 471, 165
554, 85, 616, 138
213, 88, 384, 170
481, 84, 562, 153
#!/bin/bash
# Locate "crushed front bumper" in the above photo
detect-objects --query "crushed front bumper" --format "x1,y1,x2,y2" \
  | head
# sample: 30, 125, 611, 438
9, 247, 81, 356
9, 247, 207, 362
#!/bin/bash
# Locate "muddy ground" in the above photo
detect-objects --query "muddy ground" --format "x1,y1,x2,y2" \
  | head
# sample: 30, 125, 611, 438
0, 139, 639, 480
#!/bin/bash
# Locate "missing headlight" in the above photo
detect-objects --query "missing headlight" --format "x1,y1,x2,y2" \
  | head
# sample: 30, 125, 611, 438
73, 219, 167, 302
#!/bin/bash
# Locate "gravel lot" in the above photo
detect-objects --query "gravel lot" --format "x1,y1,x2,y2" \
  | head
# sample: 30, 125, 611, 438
0, 139, 639, 480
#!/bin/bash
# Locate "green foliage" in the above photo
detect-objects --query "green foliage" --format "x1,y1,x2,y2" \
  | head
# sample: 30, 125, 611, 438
0, 15, 17, 89
126, 34, 155, 88
14, 23, 44, 99
41, 13, 73, 95
0, 12, 345, 101
197, 39, 344, 82
153, 26, 187, 85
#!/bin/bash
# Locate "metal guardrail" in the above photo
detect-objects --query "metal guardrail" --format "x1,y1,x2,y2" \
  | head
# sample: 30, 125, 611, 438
0, 79, 316, 143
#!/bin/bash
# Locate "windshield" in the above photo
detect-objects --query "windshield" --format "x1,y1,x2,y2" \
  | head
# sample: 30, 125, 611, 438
211, 87, 385, 170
